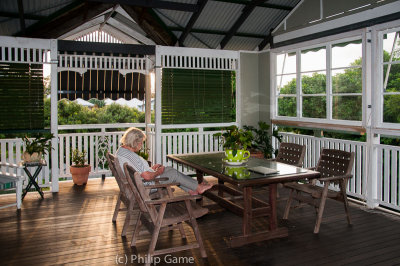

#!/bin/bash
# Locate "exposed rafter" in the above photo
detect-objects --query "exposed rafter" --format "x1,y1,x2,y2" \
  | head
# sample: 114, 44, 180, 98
99, 5, 119, 31
121, 5, 176, 46
213, 0, 292, 11
178, 0, 208, 46
17, 1, 115, 38
220, 0, 266, 49
17, 0, 25, 35
86, 0, 198, 12
169, 26, 265, 39
258, 30, 273, 50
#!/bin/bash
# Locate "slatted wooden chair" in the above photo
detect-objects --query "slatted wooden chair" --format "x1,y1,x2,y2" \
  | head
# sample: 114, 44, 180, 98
275, 142, 306, 167
106, 153, 135, 237
0, 162, 24, 210
283, 148, 355, 233
123, 163, 208, 265
107, 152, 169, 237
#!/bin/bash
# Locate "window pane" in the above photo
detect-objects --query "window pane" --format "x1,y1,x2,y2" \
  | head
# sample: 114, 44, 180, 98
301, 72, 326, 94
277, 74, 296, 95
332, 96, 362, 121
383, 32, 400, 63
332, 68, 362, 93
302, 96, 326, 118
383, 95, 400, 123
277, 53, 296, 74
332, 40, 362, 68
301, 47, 326, 72
383, 63, 400, 92
278, 97, 296, 117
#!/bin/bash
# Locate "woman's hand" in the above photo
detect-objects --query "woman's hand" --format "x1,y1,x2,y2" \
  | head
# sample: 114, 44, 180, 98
155, 165, 165, 175
151, 164, 162, 170
141, 165, 165, 180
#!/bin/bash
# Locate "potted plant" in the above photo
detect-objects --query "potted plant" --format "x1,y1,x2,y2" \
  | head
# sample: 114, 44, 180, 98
22, 133, 54, 162
214, 126, 253, 163
70, 149, 91, 185
244, 121, 282, 159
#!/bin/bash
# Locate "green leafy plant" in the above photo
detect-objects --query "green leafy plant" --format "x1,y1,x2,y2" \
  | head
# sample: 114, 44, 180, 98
136, 147, 149, 160
214, 126, 253, 156
72, 149, 88, 167
23, 133, 54, 155
244, 121, 282, 159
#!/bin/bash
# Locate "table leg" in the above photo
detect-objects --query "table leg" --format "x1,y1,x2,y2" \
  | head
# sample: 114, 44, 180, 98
269, 184, 277, 230
242, 186, 252, 236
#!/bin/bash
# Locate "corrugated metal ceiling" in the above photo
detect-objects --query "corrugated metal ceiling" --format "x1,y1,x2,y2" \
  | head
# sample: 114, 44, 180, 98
0, 0, 301, 51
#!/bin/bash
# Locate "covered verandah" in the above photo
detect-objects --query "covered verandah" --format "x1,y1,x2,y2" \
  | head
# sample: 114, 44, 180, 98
0, 0, 400, 264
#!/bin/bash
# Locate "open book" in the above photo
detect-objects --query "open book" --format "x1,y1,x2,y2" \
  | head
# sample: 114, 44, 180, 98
248, 166, 279, 175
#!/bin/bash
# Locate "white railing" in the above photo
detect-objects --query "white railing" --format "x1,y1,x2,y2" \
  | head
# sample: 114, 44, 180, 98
0, 139, 51, 189
161, 130, 224, 174
2, 126, 399, 212
278, 132, 400, 211
278, 132, 367, 200
58, 123, 146, 178
377, 144, 400, 211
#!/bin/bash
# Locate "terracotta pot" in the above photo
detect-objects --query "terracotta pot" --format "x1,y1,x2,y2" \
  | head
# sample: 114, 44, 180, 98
23, 151, 43, 162
70, 165, 91, 185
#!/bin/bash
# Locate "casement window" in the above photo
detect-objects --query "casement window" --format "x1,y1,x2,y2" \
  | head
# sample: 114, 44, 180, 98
274, 37, 363, 124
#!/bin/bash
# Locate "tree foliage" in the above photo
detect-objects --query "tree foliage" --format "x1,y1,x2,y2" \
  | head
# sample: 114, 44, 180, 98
44, 98, 145, 128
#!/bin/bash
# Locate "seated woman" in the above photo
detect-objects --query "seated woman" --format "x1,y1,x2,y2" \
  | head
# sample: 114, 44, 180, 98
116, 127, 212, 195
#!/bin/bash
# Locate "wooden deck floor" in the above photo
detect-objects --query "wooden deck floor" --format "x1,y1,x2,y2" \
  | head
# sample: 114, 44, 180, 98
0, 177, 399, 266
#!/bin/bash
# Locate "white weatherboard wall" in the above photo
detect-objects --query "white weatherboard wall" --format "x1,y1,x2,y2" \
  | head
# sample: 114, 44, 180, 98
239, 52, 260, 127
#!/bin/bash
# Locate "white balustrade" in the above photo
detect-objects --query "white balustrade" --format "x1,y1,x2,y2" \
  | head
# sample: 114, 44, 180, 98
1, 127, 399, 212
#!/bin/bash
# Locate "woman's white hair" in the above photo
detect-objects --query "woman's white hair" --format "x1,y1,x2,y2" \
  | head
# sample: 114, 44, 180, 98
120, 127, 146, 149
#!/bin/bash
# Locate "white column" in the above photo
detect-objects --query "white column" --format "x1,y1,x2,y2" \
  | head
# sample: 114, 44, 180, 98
236, 51, 241, 127
145, 70, 152, 160
365, 28, 379, 208
155, 46, 162, 164
50, 39, 59, 192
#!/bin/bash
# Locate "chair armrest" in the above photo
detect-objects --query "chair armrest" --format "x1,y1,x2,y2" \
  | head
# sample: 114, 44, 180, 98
145, 182, 180, 189
0, 162, 24, 169
319, 174, 353, 182
154, 177, 169, 183
145, 194, 202, 205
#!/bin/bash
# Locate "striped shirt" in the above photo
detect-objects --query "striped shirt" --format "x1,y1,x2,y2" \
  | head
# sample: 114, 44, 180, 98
116, 147, 155, 187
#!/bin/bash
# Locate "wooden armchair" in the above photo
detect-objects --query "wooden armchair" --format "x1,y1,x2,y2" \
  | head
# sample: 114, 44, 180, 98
283, 148, 355, 233
106, 153, 135, 237
0, 162, 24, 210
107, 152, 169, 237
123, 163, 208, 264
275, 142, 306, 167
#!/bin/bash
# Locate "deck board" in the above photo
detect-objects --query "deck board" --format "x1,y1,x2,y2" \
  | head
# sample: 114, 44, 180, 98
0, 177, 399, 265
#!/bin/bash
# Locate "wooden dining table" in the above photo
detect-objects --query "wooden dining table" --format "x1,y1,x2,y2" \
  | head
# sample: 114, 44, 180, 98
167, 152, 320, 247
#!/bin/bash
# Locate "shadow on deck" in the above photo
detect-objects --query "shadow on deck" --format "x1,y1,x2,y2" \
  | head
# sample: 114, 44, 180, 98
0, 177, 399, 265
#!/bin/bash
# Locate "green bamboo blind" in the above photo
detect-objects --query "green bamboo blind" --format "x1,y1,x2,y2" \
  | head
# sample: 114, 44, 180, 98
0, 63, 44, 131
162, 68, 236, 124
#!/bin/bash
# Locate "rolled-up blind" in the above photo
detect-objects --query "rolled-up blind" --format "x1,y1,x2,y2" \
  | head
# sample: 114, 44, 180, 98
58, 70, 145, 100
0, 63, 44, 131
162, 69, 236, 124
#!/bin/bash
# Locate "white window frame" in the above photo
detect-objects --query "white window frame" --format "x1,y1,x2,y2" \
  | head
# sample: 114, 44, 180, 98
375, 24, 400, 130
271, 30, 365, 128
